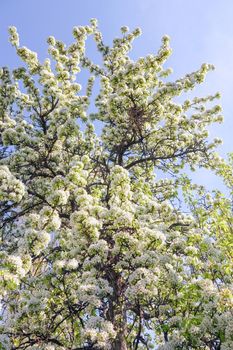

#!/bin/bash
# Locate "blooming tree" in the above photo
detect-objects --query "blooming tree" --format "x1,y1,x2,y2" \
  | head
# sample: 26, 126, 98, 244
0, 20, 232, 350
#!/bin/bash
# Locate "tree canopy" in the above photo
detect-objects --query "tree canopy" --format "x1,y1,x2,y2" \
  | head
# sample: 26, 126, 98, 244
0, 20, 232, 350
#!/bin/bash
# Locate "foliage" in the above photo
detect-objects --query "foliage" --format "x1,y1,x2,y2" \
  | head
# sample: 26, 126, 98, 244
0, 20, 232, 350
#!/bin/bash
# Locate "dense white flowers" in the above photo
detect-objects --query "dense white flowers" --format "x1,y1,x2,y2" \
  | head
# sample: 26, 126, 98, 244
8, 26, 19, 47
0, 20, 232, 350
39, 206, 61, 231
0, 165, 25, 202
0, 253, 28, 293
83, 317, 116, 349
47, 189, 70, 206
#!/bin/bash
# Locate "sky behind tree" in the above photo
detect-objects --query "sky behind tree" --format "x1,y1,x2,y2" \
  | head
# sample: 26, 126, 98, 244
0, 0, 232, 189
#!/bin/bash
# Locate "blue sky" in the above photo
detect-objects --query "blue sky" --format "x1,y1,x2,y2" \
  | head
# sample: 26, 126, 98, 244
0, 0, 232, 189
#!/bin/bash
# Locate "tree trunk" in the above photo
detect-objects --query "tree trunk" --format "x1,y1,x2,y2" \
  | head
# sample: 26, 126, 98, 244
107, 270, 128, 350
112, 331, 128, 350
